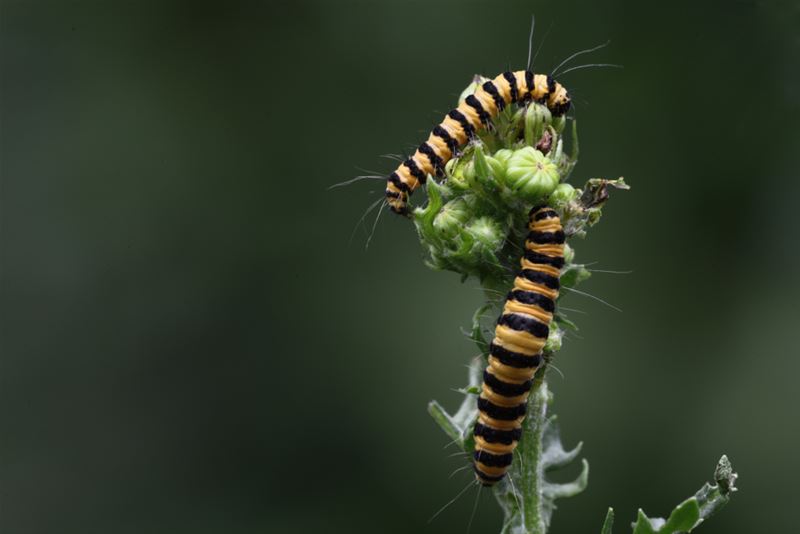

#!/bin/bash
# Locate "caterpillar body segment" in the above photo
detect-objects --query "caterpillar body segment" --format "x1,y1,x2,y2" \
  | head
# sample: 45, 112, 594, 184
385, 72, 571, 215
473, 206, 565, 486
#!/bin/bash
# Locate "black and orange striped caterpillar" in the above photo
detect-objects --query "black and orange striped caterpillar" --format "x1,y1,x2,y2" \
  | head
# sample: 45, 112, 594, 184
472, 205, 565, 486
385, 71, 570, 215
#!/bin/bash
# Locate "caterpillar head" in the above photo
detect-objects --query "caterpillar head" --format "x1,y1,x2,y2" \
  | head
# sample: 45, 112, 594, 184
548, 82, 571, 117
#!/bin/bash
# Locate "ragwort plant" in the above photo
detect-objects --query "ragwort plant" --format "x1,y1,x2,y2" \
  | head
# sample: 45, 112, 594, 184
398, 76, 737, 533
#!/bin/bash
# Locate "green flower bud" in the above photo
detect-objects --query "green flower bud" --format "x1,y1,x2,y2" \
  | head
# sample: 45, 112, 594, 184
433, 198, 471, 238
473, 144, 493, 187
504, 147, 560, 202
462, 160, 476, 184
500, 107, 526, 145
545, 324, 563, 352
551, 136, 564, 162
458, 75, 488, 104
487, 148, 513, 185
446, 158, 472, 191
473, 144, 507, 193
485, 155, 506, 185
444, 158, 457, 176
560, 263, 591, 289
465, 216, 505, 255
552, 114, 566, 134
525, 103, 552, 147
563, 243, 575, 264
549, 183, 577, 209
426, 247, 446, 271
492, 148, 513, 166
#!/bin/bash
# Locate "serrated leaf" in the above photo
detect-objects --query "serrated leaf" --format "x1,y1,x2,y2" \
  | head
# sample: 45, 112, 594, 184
541, 416, 583, 470
494, 381, 588, 533
543, 458, 589, 499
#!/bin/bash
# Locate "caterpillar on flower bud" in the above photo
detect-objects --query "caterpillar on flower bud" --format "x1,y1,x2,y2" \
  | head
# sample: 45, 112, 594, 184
385, 72, 570, 215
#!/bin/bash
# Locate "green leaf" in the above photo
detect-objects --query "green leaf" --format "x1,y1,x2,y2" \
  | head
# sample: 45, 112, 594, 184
428, 357, 484, 453
554, 314, 579, 332
542, 458, 589, 499
492, 380, 588, 534
601, 508, 614, 534
632, 510, 659, 534
661, 498, 700, 532
559, 263, 591, 289
625, 456, 737, 533
560, 119, 579, 181
427, 400, 461, 446
474, 143, 492, 185
413, 178, 446, 248
631, 500, 699, 534
541, 416, 583, 470
470, 304, 491, 356
570, 119, 580, 161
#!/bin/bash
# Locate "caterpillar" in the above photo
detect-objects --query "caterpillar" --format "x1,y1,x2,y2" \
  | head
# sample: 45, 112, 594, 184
472, 205, 565, 486
385, 71, 571, 215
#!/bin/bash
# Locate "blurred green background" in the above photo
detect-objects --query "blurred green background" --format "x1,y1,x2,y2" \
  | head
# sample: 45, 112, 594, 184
2, 1, 798, 533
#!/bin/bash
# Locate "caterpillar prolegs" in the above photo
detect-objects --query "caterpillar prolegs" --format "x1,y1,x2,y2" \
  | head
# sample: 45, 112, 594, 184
385, 71, 571, 215
473, 205, 565, 486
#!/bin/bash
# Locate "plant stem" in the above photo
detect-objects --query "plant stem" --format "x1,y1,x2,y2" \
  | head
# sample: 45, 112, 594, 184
496, 366, 552, 534
519, 369, 549, 534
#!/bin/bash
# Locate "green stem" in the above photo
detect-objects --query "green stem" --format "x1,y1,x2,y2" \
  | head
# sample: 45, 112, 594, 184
496, 366, 551, 534
519, 369, 549, 534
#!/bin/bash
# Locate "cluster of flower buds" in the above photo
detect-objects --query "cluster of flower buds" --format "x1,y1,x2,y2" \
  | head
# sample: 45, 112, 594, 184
412, 77, 627, 339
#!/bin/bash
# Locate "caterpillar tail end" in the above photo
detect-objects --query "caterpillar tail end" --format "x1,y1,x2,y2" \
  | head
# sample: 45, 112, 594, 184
472, 445, 515, 487
473, 463, 506, 487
